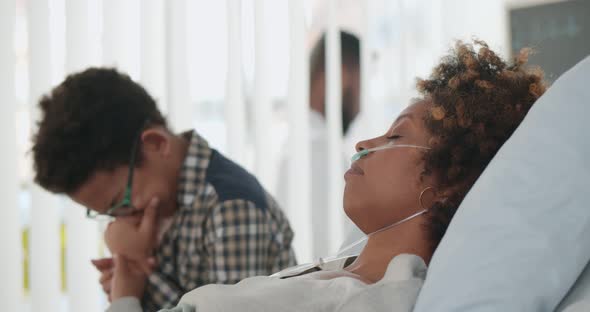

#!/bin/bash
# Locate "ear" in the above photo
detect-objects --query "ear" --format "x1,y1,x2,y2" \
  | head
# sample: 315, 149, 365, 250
140, 127, 172, 158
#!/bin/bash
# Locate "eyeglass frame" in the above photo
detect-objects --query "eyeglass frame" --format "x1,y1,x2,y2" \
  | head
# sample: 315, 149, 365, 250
86, 120, 149, 219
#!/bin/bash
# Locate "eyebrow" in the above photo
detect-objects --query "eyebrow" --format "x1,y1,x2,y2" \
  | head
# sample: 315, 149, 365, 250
387, 114, 415, 137
394, 113, 414, 124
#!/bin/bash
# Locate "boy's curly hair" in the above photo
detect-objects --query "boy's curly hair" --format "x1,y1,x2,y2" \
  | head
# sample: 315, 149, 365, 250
417, 40, 547, 249
32, 68, 167, 194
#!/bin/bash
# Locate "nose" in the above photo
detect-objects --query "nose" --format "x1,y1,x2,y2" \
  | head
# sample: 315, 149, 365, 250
355, 140, 368, 153
355, 136, 380, 152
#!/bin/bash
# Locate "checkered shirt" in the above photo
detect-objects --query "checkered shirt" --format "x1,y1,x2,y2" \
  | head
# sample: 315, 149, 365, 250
141, 131, 296, 310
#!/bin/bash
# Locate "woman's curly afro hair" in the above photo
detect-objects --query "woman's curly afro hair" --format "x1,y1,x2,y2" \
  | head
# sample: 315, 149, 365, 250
417, 40, 547, 249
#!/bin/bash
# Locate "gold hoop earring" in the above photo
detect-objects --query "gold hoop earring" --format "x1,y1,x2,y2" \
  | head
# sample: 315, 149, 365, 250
419, 187, 435, 210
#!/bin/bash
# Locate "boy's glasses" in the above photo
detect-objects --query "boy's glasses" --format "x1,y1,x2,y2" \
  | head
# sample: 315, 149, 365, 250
87, 121, 147, 219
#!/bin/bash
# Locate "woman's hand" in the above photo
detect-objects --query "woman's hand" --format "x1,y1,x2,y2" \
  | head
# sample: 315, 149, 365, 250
110, 254, 147, 301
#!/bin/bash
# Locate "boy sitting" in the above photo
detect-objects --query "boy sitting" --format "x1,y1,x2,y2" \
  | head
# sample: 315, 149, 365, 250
31, 68, 297, 310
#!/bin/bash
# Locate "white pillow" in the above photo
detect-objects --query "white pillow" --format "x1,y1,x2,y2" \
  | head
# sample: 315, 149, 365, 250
414, 56, 590, 312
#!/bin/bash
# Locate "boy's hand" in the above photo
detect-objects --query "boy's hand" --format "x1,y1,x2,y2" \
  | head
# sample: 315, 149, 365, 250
91, 257, 114, 297
104, 197, 159, 274
111, 254, 147, 301
91, 257, 156, 299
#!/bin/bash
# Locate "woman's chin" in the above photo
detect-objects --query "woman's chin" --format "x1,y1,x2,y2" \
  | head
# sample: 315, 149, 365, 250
343, 203, 363, 227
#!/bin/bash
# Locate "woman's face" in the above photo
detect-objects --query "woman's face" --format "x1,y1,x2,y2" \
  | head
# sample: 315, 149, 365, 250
344, 100, 436, 234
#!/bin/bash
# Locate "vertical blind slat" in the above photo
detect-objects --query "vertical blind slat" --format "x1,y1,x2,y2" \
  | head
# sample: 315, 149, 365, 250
30, 186, 61, 312
65, 202, 100, 312
65, 0, 99, 72
325, 0, 345, 254
225, 0, 247, 165
102, 0, 141, 79
28, 0, 61, 310
0, 0, 23, 309
141, 0, 168, 114
286, 0, 312, 262
166, 0, 192, 131
360, 0, 382, 134
65, 0, 101, 309
253, 0, 274, 189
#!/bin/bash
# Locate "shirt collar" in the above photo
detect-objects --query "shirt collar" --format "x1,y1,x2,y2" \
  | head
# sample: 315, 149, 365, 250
176, 130, 211, 208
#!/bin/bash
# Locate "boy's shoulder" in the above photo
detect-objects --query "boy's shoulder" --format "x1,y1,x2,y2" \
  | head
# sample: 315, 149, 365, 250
204, 149, 267, 209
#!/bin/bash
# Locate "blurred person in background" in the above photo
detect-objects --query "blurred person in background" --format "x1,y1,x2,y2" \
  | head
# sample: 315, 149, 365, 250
277, 30, 365, 260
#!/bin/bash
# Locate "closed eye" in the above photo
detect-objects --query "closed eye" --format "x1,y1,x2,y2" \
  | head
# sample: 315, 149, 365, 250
386, 135, 402, 140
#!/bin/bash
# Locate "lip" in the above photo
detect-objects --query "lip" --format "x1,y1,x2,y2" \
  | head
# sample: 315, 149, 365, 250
345, 162, 364, 178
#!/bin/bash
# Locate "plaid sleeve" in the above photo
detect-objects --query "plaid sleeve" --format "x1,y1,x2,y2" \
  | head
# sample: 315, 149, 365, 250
203, 199, 279, 284
141, 271, 185, 310
264, 193, 297, 273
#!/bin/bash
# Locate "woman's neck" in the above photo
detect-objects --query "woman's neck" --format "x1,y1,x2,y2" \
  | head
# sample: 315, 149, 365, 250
345, 214, 431, 283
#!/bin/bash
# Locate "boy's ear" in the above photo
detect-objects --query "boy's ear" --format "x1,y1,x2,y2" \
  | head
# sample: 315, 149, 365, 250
140, 127, 172, 156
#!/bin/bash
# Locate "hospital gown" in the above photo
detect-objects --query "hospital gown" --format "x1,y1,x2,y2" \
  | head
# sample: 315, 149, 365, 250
107, 254, 426, 312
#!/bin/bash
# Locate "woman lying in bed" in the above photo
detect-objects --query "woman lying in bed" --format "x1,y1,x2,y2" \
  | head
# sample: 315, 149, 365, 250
106, 40, 547, 312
